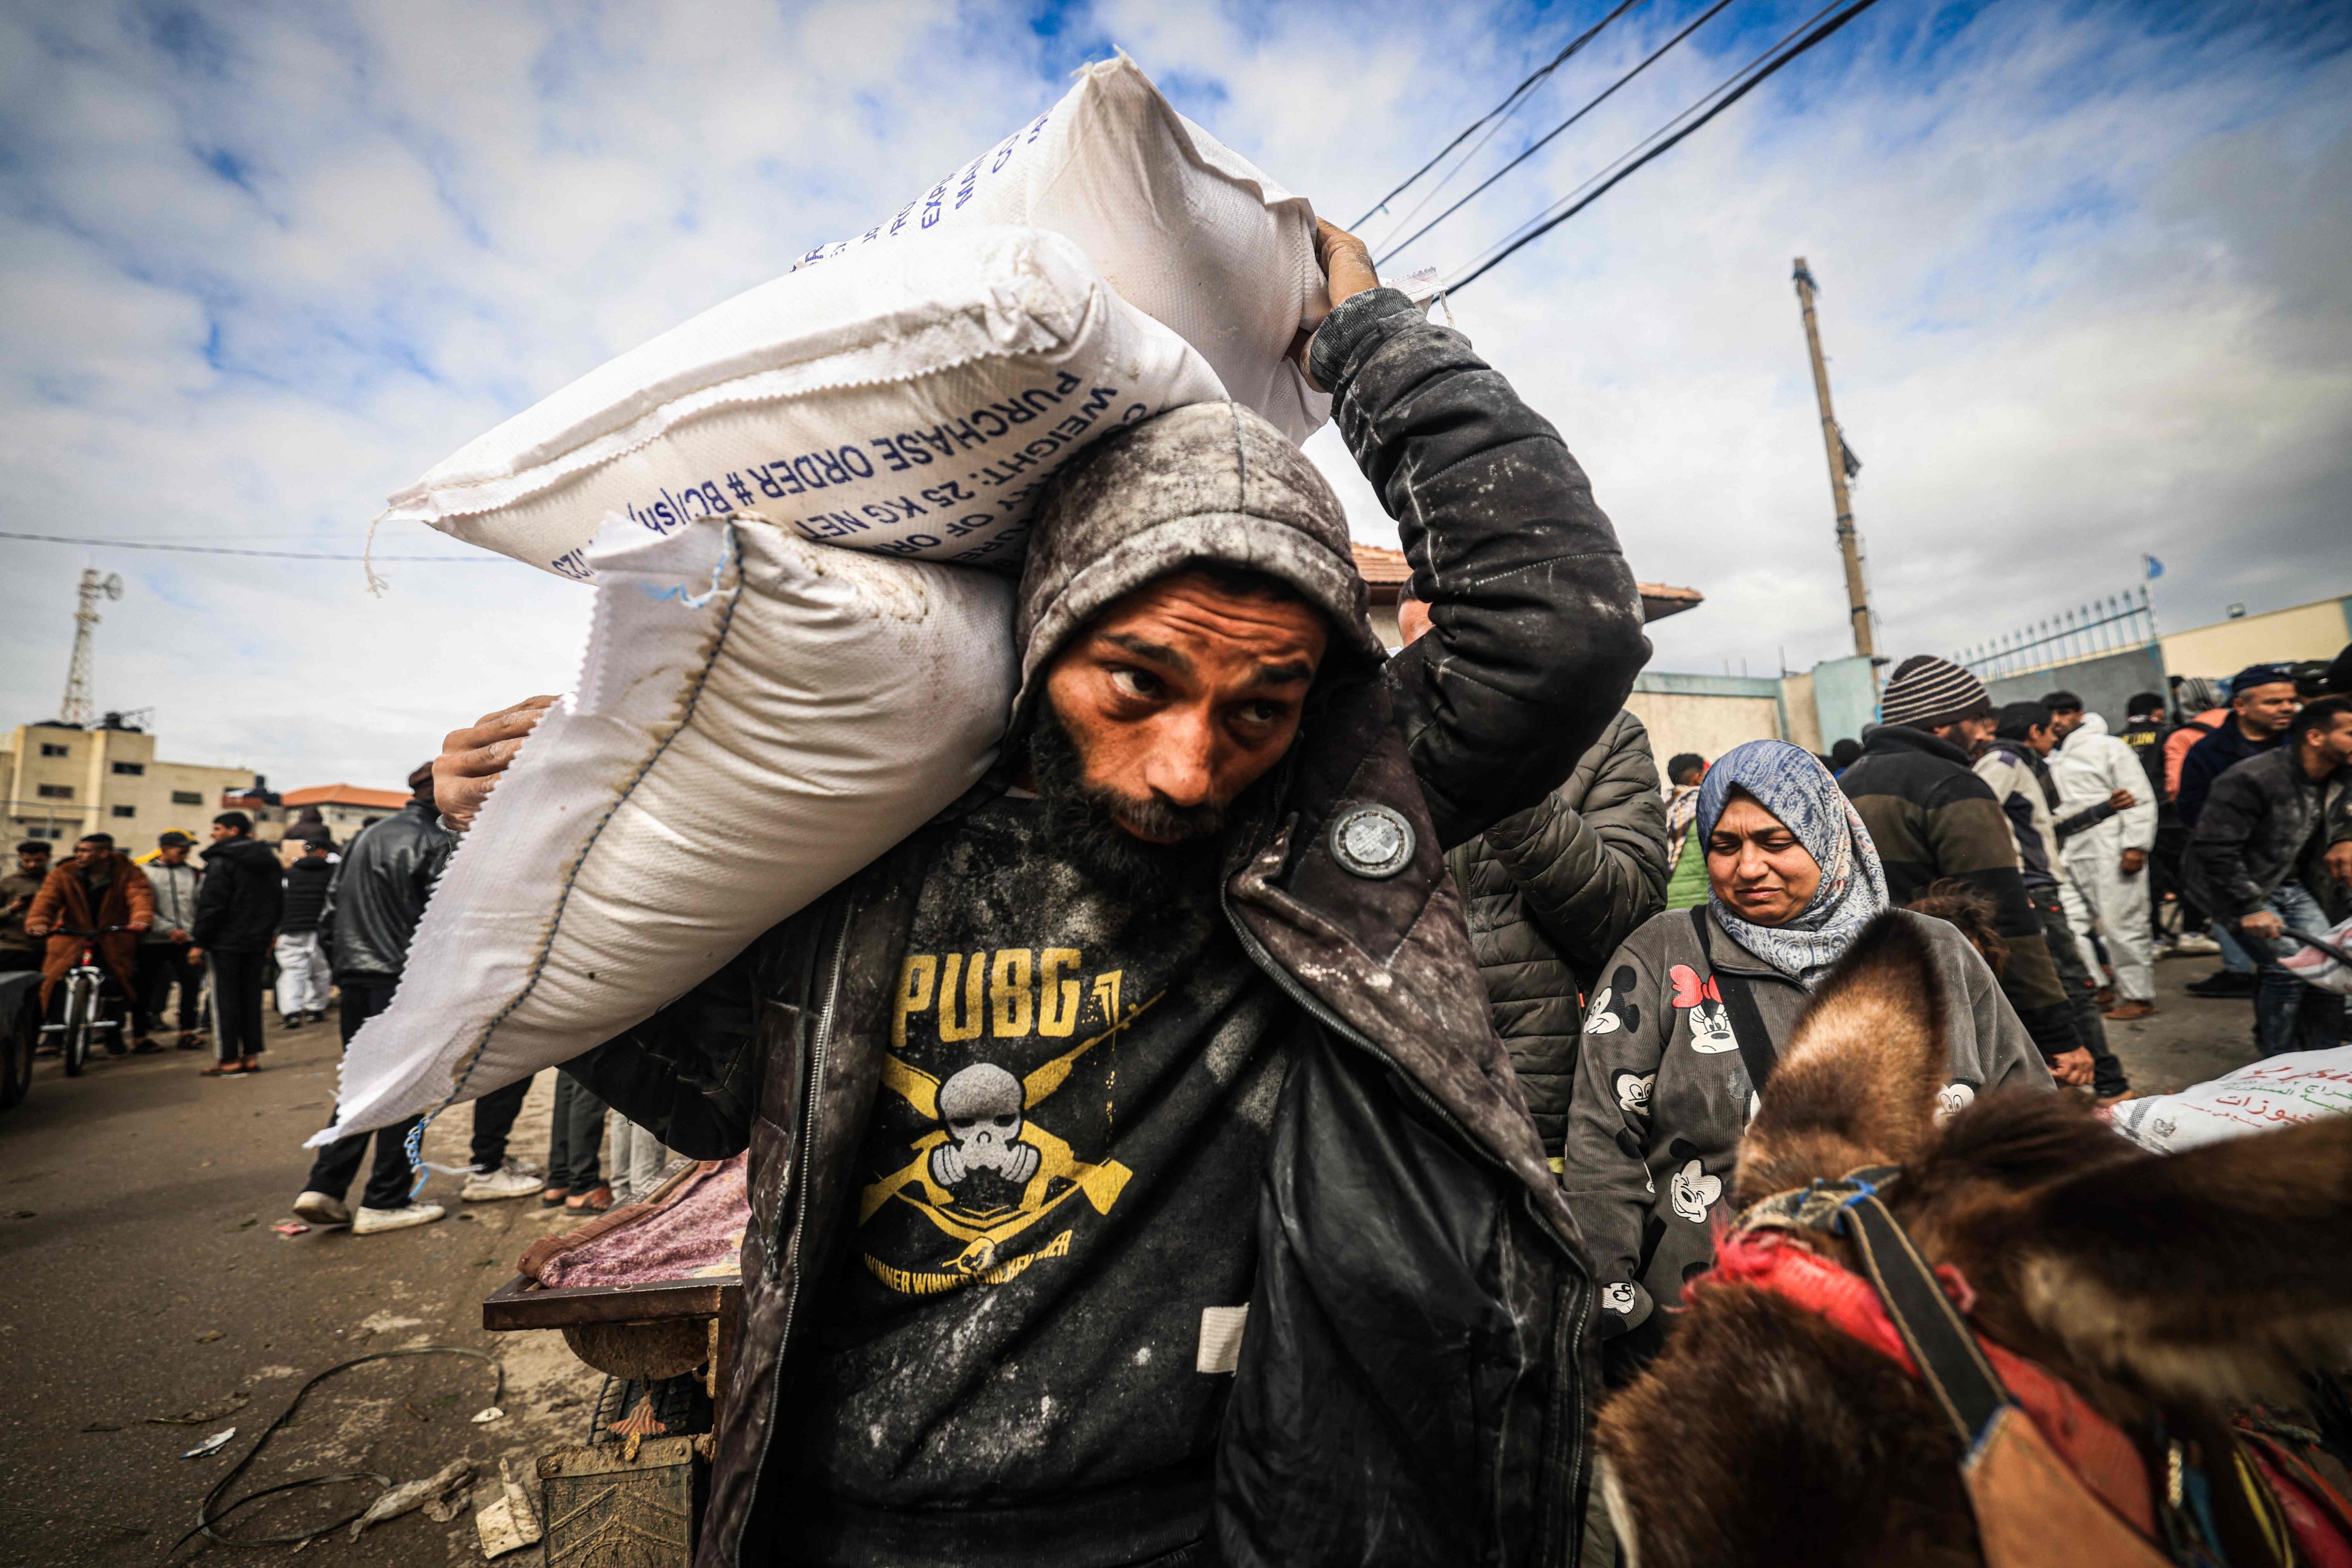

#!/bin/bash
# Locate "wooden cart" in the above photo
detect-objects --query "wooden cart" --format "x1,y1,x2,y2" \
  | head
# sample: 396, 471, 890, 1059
483, 1270, 741, 1563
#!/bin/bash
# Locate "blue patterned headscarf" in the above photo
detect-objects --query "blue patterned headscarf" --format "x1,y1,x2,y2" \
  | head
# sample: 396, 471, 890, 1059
1696, 739, 1890, 986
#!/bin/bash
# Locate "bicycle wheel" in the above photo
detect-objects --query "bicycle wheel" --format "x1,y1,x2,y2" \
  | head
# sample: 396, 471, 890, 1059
0, 991, 32, 1109
62, 978, 91, 1077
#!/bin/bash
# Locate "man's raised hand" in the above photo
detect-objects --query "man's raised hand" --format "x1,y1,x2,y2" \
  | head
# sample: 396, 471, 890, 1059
434, 695, 558, 830
1295, 219, 1380, 391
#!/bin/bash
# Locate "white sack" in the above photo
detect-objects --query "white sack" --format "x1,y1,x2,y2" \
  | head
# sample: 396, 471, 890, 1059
2107, 1046, 2352, 1154
2276, 911, 2352, 994
795, 53, 1328, 445
311, 512, 1017, 1144
381, 226, 1225, 581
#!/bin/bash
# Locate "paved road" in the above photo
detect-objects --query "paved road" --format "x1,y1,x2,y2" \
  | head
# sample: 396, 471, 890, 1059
0, 1012, 598, 1566
0, 947, 2270, 1564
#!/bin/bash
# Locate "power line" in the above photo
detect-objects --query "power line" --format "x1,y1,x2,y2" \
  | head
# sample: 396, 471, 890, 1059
1350, 0, 1650, 230
1375, 0, 1739, 268
0, 528, 505, 562
1446, 0, 1887, 295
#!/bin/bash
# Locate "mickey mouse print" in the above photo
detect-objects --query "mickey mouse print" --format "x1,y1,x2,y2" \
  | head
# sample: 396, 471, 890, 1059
1557, 906, 2056, 1351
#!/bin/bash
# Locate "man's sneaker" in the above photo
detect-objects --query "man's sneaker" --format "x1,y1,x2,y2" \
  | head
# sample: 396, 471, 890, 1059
2184, 970, 2258, 998
461, 1161, 542, 1202
281, 1016, 304, 1032
352, 1202, 445, 1235
2169, 932, 2221, 956
292, 1191, 351, 1227
2104, 999, 2158, 1022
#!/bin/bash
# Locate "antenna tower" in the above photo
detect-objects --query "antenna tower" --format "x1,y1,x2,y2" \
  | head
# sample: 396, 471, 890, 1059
59, 569, 124, 728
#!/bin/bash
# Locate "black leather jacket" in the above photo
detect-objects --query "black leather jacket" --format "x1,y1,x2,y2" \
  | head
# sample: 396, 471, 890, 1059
319, 800, 454, 981
573, 288, 1649, 1568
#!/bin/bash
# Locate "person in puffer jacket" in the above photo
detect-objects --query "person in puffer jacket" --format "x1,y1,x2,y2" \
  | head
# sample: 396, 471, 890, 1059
1414, 584, 1667, 1157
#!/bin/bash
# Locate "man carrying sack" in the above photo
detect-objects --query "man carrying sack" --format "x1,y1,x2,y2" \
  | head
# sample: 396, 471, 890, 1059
439, 223, 1647, 1568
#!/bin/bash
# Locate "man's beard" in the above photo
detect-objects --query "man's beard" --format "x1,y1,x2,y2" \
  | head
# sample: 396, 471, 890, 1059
1029, 706, 1231, 905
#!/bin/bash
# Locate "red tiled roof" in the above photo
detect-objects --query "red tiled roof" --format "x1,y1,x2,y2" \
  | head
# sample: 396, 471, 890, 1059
1351, 541, 1701, 623
281, 783, 410, 810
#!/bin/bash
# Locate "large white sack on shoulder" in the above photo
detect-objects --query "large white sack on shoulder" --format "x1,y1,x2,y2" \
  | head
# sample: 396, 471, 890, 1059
2107, 1045, 2352, 1154
311, 511, 1016, 1145
381, 226, 1225, 581
795, 53, 1328, 446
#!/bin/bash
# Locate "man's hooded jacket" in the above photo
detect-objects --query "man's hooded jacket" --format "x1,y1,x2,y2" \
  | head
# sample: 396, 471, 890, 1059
192, 835, 285, 953
572, 287, 1649, 1568
28, 852, 154, 1007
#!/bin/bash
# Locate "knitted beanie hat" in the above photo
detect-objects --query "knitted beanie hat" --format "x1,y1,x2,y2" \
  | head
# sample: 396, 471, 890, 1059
1879, 655, 1992, 729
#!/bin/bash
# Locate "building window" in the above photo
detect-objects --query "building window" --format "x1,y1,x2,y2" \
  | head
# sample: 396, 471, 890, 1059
111, 761, 146, 776
36, 784, 72, 800
111, 805, 136, 819
23, 826, 59, 840
172, 790, 203, 806
40, 743, 69, 758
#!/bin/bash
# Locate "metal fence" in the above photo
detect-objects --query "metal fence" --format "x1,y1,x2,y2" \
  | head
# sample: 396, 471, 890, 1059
1953, 585, 2158, 683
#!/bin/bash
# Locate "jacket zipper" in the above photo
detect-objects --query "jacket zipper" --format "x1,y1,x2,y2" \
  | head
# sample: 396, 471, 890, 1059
1557, 1272, 1595, 1568
737, 912, 852, 1568
1220, 884, 1596, 1567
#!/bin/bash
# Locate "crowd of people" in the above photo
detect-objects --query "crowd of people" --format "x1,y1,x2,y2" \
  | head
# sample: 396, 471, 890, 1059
415, 223, 2352, 1565
7, 219, 2347, 1563
0, 770, 686, 1240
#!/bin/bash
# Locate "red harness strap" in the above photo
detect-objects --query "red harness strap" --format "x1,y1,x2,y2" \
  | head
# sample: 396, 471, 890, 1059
1702, 1229, 2156, 1538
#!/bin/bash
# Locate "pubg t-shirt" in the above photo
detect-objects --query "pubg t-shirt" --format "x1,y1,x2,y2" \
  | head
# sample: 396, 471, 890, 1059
782, 792, 1296, 1567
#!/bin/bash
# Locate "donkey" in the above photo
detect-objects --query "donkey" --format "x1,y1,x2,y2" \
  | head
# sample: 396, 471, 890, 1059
1595, 913, 2352, 1567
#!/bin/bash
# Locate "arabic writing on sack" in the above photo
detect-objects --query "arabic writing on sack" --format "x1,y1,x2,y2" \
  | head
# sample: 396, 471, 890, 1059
2144, 1060, 2352, 1142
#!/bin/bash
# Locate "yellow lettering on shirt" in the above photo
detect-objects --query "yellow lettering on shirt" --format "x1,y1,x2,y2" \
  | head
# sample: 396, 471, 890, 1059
1038, 948, 1081, 1037
893, 955, 937, 1049
990, 948, 1033, 1037
939, 951, 985, 1042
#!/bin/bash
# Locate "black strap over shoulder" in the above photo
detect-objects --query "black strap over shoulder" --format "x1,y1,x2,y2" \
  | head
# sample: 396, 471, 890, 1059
1690, 907, 1779, 1095
1737, 1168, 2013, 1451
1843, 1191, 2010, 1447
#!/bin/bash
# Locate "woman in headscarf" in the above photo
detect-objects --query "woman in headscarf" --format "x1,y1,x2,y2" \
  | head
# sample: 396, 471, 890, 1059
1558, 739, 2050, 1371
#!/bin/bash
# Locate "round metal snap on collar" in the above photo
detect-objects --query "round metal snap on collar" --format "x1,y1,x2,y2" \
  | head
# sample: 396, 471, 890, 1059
1328, 804, 1415, 879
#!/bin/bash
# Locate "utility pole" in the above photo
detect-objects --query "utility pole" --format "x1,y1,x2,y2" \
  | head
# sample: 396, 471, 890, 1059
1792, 258, 1874, 661
59, 568, 123, 728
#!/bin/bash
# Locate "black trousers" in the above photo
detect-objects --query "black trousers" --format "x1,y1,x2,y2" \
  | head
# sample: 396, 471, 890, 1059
2032, 889, 2128, 1097
135, 943, 203, 1036
547, 1071, 606, 1190
2149, 815, 2200, 941
302, 980, 422, 1211
469, 1076, 531, 1171
208, 948, 269, 1063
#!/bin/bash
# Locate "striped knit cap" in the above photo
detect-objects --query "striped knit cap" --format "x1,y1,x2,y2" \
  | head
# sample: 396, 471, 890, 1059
1879, 655, 1992, 729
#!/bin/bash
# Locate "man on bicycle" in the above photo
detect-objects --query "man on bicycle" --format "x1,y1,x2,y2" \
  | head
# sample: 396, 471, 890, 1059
25, 833, 153, 1053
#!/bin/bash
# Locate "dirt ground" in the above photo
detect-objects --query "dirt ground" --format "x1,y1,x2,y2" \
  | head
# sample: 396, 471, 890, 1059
0, 945, 2272, 1565
0, 1010, 604, 1567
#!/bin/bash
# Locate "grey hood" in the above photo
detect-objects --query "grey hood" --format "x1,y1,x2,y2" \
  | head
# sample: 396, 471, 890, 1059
1009, 401, 1384, 732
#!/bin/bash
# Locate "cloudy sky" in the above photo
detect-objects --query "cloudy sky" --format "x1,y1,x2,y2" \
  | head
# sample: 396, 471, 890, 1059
2, 0, 2346, 789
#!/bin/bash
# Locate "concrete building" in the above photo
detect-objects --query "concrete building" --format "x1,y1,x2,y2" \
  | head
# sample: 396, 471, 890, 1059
280, 783, 410, 841
1969, 588, 2351, 729
2, 719, 255, 848
2159, 592, 2351, 683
